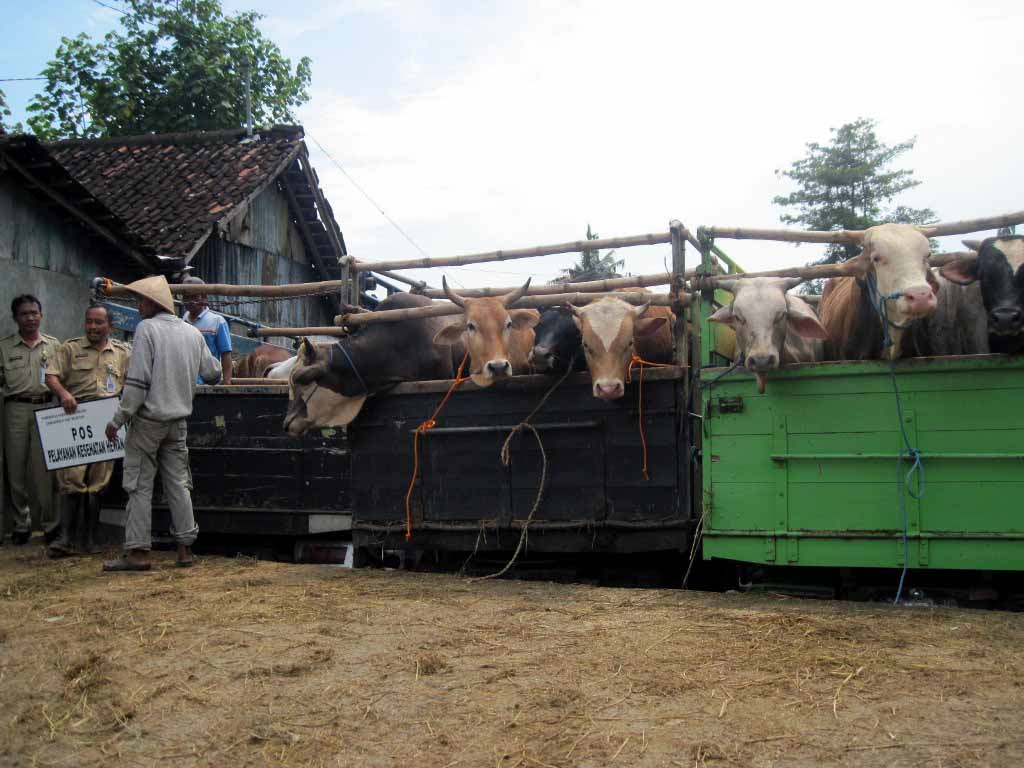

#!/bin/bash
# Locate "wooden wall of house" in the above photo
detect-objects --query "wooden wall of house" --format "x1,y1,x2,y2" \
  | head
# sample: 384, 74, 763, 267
0, 173, 140, 341
191, 181, 336, 330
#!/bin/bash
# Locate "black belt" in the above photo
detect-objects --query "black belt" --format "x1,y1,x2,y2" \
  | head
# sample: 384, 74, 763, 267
4, 394, 54, 404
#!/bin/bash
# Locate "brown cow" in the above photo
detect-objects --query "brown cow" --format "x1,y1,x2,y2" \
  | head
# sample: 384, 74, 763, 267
819, 224, 939, 360
570, 296, 671, 400
433, 278, 540, 387
234, 344, 294, 378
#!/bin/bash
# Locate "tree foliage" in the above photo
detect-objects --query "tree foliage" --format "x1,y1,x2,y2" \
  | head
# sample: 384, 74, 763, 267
773, 118, 936, 264
0, 89, 24, 133
26, 0, 311, 140
555, 224, 624, 283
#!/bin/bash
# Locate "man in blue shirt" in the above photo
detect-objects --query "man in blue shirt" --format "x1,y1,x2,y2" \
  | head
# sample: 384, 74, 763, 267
182, 277, 232, 384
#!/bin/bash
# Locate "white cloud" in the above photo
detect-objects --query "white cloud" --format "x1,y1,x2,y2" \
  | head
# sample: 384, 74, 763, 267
298, 0, 1024, 288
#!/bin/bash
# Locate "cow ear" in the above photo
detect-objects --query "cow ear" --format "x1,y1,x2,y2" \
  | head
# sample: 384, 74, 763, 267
433, 321, 466, 346
785, 295, 829, 340
509, 309, 540, 330
940, 258, 979, 285
839, 251, 870, 277
635, 316, 667, 337
299, 338, 318, 364
708, 304, 735, 326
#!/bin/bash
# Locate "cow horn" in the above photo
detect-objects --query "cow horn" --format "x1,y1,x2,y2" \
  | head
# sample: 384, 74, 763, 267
780, 277, 804, 292
501, 278, 532, 307
442, 275, 466, 308
844, 230, 866, 244
917, 226, 938, 237
568, 303, 584, 317
962, 239, 983, 251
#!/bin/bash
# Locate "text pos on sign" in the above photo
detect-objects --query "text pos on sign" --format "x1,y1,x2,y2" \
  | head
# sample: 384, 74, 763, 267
34, 396, 127, 471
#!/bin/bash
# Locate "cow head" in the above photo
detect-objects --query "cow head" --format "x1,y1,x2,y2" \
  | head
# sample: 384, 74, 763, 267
844, 223, 939, 326
570, 297, 668, 400
709, 277, 828, 392
283, 338, 367, 436
529, 307, 582, 373
941, 236, 1024, 338
433, 278, 540, 387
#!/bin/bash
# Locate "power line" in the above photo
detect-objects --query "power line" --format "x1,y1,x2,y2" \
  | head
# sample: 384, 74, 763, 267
0, 77, 47, 82
307, 134, 432, 261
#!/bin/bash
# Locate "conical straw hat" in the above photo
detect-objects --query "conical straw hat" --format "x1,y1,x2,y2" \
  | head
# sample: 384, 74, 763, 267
124, 275, 175, 315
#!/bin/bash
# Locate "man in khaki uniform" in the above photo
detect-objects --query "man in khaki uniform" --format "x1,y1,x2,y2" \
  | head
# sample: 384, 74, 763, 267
102, 276, 221, 572
45, 305, 130, 556
1, 295, 60, 545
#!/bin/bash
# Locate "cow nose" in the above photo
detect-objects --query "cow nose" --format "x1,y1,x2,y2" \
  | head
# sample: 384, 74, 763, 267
486, 360, 511, 377
593, 379, 624, 400
746, 353, 777, 372
529, 346, 549, 368
991, 306, 1024, 330
900, 288, 937, 316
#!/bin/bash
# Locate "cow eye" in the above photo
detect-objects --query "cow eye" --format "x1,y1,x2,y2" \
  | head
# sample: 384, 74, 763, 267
466, 322, 476, 333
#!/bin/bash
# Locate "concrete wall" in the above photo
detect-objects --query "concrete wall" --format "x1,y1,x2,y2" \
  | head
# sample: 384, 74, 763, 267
0, 172, 140, 341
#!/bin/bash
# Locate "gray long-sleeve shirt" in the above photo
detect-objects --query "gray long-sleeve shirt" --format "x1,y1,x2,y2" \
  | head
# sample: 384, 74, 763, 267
111, 312, 221, 427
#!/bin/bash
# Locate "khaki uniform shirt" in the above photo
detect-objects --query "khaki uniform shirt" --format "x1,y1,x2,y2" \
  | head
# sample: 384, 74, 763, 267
46, 336, 131, 401
0, 333, 61, 398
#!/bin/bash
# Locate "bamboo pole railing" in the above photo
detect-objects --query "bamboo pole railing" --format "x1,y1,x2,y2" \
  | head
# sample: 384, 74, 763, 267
692, 250, 981, 286
99, 278, 344, 298
331, 290, 684, 328
371, 269, 430, 291
346, 231, 676, 273
418, 271, 677, 299
698, 210, 1024, 245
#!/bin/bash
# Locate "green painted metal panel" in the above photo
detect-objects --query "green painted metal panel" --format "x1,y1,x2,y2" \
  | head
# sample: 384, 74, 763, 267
700, 354, 1024, 571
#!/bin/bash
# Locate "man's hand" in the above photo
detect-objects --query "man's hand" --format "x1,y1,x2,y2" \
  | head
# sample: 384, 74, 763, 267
105, 422, 120, 442
60, 393, 78, 414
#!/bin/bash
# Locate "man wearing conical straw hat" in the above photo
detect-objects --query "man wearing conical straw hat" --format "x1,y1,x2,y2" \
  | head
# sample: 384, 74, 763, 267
102, 275, 222, 572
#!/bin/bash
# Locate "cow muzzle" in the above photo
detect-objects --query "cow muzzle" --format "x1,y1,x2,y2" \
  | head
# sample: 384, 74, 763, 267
593, 378, 624, 400
990, 305, 1024, 335
896, 287, 937, 320
528, 346, 553, 371
484, 359, 512, 378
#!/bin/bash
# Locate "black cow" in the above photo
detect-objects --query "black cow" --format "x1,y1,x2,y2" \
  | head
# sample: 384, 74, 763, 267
941, 236, 1024, 354
283, 293, 459, 435
528, 307, 586, 374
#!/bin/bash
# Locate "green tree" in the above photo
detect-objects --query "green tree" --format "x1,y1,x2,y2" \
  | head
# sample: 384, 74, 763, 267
25, 0, 311, 140
773, 118, 936, 264
0, 88, 24, 133
555, 224, 624, 283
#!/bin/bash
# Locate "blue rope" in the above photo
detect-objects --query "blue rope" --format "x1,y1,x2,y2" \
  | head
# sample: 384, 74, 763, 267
865, 272, 926, 604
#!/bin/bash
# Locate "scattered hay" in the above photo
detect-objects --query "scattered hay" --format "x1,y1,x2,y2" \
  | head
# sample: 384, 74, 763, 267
415, 652, 448, 678
1, 547, 1023, 767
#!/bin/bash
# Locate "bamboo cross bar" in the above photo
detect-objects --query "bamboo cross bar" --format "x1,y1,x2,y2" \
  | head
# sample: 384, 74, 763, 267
418, 271, 677, 299
347, 231, 676, 273
325, 290, 686, 329
694, 249, 981, 286
371, 269, 430, 291
98, 278, 345, 298
253, 326, 352, 338
700, 209, 1024, 245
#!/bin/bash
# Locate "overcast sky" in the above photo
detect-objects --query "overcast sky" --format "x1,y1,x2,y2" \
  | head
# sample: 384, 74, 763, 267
5, 0, 1023, 289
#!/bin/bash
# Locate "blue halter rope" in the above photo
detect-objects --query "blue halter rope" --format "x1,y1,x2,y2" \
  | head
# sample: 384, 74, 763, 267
863, 271, 926, 604
330, 342, 368, 395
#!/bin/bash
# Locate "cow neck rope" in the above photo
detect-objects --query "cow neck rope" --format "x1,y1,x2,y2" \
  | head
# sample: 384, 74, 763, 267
331, 342, 368, 395
405, 352, 471, 541
471, 355, 579, 581
865, 272, 927, 604
628, 353, 676, 481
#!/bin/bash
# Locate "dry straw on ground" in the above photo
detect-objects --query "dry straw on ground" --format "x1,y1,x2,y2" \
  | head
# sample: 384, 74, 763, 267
1, 545, 1023, 767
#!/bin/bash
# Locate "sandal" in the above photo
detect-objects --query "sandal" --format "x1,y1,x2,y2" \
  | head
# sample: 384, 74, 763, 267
102, 557, 152, 572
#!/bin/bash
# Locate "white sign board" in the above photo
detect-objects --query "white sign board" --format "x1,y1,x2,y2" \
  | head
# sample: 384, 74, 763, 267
35, 396, 126, 471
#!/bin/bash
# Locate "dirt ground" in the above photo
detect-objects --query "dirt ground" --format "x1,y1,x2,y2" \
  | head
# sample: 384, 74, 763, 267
1, 545, 1023, 768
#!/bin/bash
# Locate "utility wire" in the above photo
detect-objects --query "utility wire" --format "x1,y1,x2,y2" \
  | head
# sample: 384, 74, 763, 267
0, 77, 47, 82
307, 134, 431, 261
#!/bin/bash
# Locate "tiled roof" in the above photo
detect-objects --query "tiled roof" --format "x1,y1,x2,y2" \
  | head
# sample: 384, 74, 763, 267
49, 126, 304, 259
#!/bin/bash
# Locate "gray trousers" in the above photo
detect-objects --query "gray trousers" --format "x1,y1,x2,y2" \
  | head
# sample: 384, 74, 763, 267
3, 400, 57, 535
122, 415, 199, 551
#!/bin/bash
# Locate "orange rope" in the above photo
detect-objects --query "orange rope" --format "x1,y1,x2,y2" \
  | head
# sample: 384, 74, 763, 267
628, 353, 675, 481
405, 352, 470, 540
